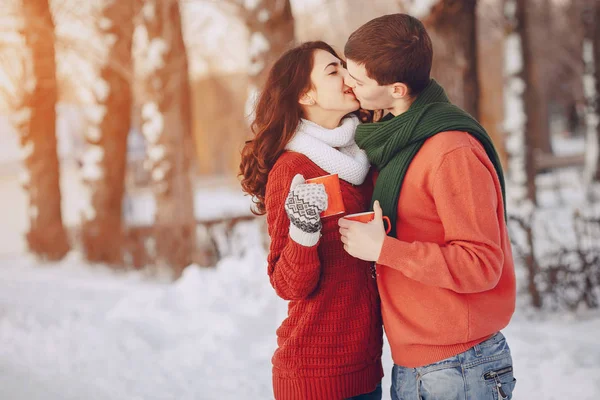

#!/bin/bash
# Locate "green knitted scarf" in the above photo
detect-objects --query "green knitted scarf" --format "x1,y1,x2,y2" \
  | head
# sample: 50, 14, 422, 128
355, 79, 506, 237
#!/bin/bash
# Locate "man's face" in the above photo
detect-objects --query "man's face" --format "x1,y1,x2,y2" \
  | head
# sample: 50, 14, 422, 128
344, 59, 395, 111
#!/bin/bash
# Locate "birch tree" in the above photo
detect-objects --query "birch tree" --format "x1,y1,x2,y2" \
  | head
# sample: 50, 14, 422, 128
140, 0, 196, 274
14, 0, 69, 260
80, 0, 135, 265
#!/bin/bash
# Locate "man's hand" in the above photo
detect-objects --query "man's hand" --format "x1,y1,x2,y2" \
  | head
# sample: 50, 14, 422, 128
338, 201, 387, 261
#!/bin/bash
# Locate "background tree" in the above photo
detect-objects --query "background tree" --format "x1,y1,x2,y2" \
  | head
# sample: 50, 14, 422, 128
13, 0, 69, 260
140, 0, 197, 275
524, 0, 553, 155
422, 0, 479, 119
477, 0, 507, 165
515, 0, 538, 206
80, 0, 135, 265
237, 0, 295, 117
589, 1, 600, 181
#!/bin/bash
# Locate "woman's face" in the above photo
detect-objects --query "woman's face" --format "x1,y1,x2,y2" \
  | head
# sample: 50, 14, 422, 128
302, 49, 359, 114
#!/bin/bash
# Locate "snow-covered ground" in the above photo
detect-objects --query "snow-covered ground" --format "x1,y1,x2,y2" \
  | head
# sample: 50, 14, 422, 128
1, 131, 598, 399
0, 217, 599, 400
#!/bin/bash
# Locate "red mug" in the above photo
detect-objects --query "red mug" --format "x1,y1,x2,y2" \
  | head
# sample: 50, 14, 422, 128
344, 211, 392, 234
306, 174, 345, 218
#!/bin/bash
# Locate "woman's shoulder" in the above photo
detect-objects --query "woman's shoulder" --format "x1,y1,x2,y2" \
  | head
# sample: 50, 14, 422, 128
270, 151, 317, 176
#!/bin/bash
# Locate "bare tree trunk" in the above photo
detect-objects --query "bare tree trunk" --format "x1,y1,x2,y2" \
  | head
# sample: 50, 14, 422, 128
526, 0, 553, 155
516, 0, 538, 206
423, 0, 479, 119
14, 0, 69, 261
140, 0, 197, 276
477, 0, 507, 166
593, 1, 600, 181
81, 0, 135, 265
243, 0, 295, 117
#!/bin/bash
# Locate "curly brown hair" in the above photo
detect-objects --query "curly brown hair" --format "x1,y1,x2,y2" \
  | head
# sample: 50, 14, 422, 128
239, 41, 342, 215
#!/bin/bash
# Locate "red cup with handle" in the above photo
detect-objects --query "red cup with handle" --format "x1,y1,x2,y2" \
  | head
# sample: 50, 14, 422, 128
343, 211, 391, 234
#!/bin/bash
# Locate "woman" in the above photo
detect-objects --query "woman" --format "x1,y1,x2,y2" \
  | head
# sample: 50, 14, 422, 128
239, 41, 383, 400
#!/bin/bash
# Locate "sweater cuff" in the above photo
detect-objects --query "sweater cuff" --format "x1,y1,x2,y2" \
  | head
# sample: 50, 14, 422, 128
377, 235, 407, 269
289, 224, 321, 247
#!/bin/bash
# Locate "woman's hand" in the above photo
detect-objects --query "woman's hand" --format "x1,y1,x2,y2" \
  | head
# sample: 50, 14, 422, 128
284, 174, 328, 246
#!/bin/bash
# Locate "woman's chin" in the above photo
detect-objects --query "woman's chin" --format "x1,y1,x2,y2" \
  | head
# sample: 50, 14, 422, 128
347, 100, 361, 112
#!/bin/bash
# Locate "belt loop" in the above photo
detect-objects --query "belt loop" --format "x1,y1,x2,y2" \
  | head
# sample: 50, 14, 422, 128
474, 343, 483, 357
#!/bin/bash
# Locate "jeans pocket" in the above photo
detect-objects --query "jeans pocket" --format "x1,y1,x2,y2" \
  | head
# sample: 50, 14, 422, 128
483, 365, 516, 400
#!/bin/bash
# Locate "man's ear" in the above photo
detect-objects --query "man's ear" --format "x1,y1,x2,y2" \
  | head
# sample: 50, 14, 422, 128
299, 92, 316, 106
390, 83, 409, 99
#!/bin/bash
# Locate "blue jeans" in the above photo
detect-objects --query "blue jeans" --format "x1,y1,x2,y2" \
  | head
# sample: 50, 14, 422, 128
346, 382, 382, 400
391, 332, 516, 400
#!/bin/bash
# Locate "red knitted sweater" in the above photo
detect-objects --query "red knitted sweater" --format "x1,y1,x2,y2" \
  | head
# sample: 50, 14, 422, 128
265, 152, 383, 400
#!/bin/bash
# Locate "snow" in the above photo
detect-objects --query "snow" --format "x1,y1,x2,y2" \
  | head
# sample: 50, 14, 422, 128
244, 0, 261, 11
103, 33, 117, 49
503, 19, 529, 202
85, 105, 107, 126
98, 17, 112, 31
86, 126, 102, 142
141, 102, 164, 144
81, 145, 105, 180
1, 134, 599, 398
151, 164, 168, 182
245, 85, 259, 121
122, 185, 254, 226
0, 230, 599, 400
257, 9, 270, 23
92, 79, 110, 103
146, 38, 168, 71
505, 34, 523, 76
81, 163, 103, 182
20, 140, 34, 161
11, 107, 31, 126
248, 32, 270, 77
18, 170, 30, 187
148, 144, 166, 163
24, 75, 36, 94
404, 0, 440, 18
142, 2, 156, 21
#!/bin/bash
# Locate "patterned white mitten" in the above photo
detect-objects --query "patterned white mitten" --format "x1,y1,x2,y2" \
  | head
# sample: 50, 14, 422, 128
284, 174, 328, 246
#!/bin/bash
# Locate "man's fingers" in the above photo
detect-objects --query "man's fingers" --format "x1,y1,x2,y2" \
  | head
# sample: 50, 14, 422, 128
373, 200, 383, 220
338, 218, 357, 228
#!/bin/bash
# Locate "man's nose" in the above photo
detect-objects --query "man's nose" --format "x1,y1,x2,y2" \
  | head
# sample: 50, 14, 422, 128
344, 73, 356, 88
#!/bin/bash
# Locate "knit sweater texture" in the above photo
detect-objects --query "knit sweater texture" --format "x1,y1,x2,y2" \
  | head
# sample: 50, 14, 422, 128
374, 131, 516, 368
265, 151, 383, 400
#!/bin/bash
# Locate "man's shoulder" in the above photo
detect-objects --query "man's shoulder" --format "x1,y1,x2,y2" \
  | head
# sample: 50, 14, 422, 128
421, 131, 485, 159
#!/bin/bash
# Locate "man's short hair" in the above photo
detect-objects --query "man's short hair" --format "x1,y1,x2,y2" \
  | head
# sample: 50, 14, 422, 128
344, 13, 433, 95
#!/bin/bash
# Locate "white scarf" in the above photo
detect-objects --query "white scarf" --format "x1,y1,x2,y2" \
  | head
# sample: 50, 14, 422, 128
284, 115, 370, 185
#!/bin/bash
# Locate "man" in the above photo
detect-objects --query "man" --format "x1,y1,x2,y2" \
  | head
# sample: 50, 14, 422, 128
338, 13, 517, 400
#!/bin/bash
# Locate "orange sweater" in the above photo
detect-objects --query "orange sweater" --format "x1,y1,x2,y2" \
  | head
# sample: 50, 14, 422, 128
375, 131, 516, 368
266, 152, 383, 400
